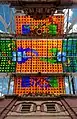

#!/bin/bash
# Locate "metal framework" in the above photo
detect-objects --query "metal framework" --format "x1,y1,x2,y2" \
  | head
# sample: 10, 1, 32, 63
0, 1, 77, 96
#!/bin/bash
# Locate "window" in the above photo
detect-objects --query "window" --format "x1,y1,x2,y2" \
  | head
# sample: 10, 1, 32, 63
21, 103, 31, 113
46, 103, 56, 112
41, 102, 63, 113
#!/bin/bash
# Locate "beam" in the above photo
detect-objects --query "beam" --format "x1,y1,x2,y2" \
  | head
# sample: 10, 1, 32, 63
0, 0, 77, 9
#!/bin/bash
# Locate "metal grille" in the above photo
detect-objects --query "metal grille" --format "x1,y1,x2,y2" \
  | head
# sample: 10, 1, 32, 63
46, 103, 56, 112
21, 103, 31, 113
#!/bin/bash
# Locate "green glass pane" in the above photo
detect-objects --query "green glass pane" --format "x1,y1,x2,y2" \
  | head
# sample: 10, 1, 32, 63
49, 48, 58, 53
49, 31, 57, 35
54, 83, 58, 87
48, 24, 57, 30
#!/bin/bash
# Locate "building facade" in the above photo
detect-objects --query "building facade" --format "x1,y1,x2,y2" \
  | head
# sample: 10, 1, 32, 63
0, 95, 77, 119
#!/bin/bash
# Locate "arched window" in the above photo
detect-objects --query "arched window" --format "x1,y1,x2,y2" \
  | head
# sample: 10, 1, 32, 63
12, 102, 37, 113
41, 102, 64, 113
